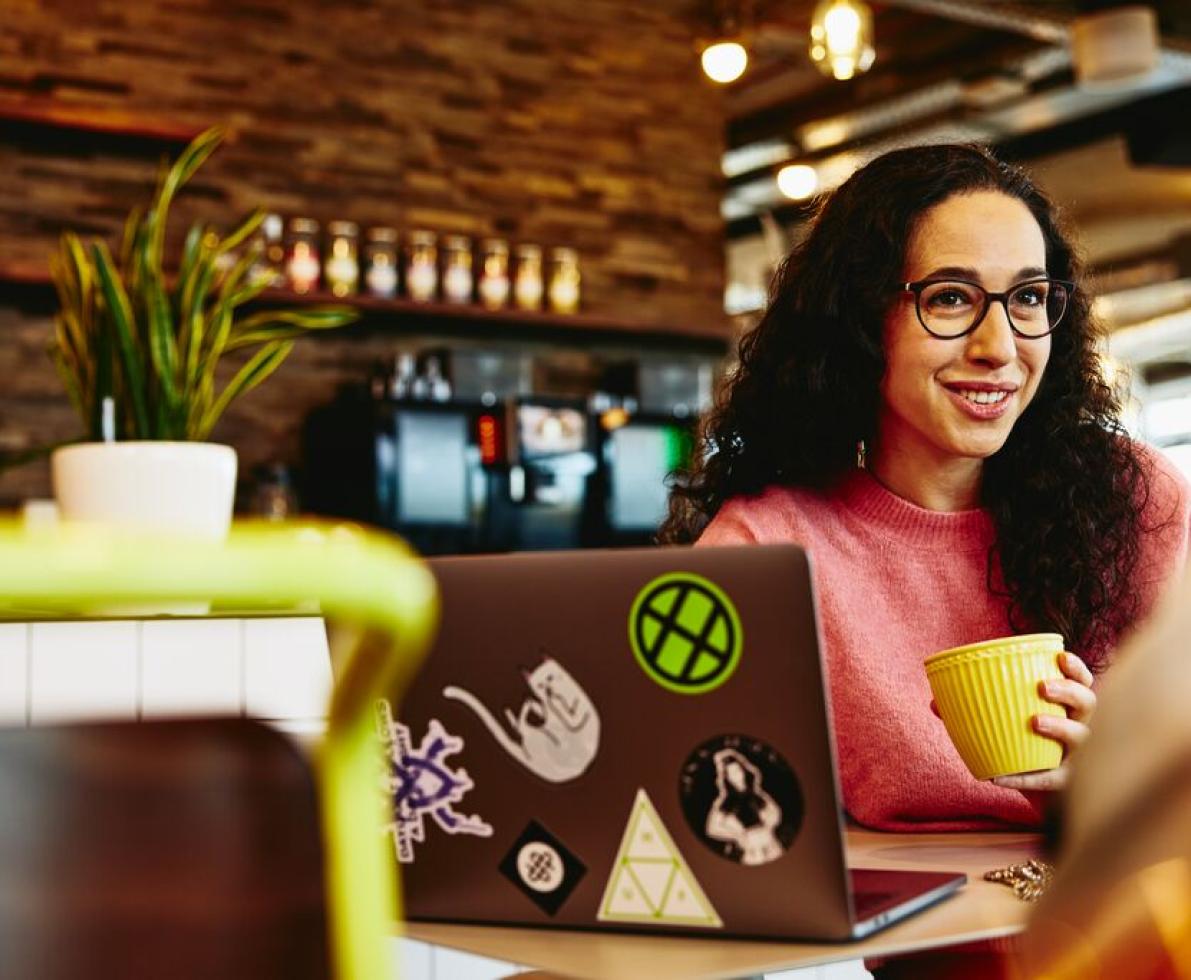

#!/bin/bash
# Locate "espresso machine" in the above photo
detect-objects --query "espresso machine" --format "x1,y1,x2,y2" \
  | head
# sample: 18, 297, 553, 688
301, 351, 477, 553
301, 350, 705, 555
591, 406, 694, 547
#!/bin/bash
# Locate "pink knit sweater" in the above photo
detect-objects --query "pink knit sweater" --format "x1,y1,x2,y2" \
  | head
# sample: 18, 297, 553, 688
696, 444, 1190, 831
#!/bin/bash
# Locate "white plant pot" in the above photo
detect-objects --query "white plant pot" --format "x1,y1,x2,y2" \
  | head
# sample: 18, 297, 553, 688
51, 441, 238, 615
52, 441, 237, 537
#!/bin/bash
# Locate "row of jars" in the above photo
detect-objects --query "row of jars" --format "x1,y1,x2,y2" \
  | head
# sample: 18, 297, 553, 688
255, 215, 581, 314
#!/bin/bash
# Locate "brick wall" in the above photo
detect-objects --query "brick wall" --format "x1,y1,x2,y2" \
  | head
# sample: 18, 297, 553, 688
0, 0, 727, 503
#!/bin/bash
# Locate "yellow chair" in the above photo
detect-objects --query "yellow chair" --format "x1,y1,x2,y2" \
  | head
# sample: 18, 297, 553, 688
0, 518, 439, 980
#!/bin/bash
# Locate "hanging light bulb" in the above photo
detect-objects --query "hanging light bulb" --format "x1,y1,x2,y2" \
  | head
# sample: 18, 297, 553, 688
776, 164, 818, 200
699, 0, 752, 84
701, 40, 749, 84
809, 0, 875, 82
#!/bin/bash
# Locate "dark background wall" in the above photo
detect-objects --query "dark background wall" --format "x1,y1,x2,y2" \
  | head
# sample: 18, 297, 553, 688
0, 0, 728, 503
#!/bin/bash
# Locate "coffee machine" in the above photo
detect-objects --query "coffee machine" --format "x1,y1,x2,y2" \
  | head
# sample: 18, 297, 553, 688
592, 406, 694, 546
301, 350, 705, 555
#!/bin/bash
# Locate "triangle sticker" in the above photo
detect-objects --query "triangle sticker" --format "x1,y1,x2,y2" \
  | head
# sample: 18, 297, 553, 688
627, 859, 674, 909
660, 868, 721, 924
624, 798, 672, 861
598, 789, 722, 928
602, 863, 655, 916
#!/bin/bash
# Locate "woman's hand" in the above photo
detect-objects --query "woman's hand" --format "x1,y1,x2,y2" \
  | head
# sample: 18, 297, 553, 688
991, 651, 1097, 793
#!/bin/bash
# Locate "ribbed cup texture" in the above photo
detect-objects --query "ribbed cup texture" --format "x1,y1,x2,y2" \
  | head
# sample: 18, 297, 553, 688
925, 634, 1065, 780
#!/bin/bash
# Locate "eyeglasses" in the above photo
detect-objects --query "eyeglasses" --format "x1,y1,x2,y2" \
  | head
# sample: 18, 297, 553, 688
901, 277, 1074, 339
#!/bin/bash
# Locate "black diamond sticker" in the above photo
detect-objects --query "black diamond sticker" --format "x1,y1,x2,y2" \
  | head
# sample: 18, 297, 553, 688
498, 819, 586, 916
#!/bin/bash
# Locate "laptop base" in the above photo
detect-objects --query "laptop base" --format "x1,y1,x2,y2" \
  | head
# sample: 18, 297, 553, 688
850, 868, 967, 938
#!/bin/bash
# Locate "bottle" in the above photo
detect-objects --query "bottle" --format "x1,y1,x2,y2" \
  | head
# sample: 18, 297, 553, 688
389, 352, 418, 400
548, 247, 581, 314
285, 217, 321, 294
250, 213, 284, 286
363, 227, 399, 298
404, 230, 438, 302
477, 239, 511, 309
441, 234, 474, 304
324, 221, 360, 297
252, 463, 298, 520
513, 244, 544, 311
423, 355, 452, 402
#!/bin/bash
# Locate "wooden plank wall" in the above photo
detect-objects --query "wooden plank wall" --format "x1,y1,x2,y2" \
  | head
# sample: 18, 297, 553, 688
0, 0, 727, 505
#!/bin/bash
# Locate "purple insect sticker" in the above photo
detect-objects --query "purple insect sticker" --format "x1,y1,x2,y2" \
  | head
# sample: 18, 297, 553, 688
376, 699, 493, 864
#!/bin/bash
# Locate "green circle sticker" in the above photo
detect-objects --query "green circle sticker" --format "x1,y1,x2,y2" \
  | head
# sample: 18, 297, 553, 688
628, 572, 743, 694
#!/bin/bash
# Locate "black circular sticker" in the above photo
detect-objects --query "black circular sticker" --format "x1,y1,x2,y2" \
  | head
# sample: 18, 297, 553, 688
678, 734, 803, 867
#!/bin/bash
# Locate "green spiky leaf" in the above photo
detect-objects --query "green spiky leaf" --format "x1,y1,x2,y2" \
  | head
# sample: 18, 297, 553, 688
196, 340, 294, 439
92, 241, 149, 437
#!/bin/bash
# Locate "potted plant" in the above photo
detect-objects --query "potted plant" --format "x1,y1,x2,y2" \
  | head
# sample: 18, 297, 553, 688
48, 126, 356, 538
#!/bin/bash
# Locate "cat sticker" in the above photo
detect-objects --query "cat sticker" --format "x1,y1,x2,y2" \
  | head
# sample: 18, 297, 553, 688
443, 655, 600, 783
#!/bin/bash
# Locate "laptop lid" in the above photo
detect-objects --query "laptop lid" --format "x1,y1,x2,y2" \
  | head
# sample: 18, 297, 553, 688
388, 545, 947, 940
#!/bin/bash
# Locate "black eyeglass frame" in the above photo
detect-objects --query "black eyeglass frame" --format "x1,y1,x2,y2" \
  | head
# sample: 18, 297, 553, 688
900, 277, 1075, 339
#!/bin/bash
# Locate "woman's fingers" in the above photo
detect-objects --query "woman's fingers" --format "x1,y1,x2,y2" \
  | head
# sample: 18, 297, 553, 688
1033, 712, 1090, 751
1059, 651, 1094, 687
989, 653, 1095, 796
1039, 677, 1097, 722
993, 767, 1068, 792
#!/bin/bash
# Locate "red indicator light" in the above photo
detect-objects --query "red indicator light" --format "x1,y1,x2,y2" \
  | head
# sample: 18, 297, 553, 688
478, 414, 501, 465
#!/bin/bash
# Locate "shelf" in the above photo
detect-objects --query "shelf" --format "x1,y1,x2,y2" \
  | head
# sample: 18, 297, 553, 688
258, 288, 729, 347
0, 99, 204, 145
0, 264, 730, 352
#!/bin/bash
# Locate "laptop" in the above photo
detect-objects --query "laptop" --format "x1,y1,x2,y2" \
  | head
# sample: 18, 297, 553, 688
384, 544, 965, 940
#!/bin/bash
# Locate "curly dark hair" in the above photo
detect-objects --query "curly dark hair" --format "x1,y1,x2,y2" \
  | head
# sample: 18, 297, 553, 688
660, 143, 1151, 670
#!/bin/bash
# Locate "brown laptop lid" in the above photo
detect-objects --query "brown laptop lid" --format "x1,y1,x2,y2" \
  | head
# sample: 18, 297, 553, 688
387, 545, 854, 940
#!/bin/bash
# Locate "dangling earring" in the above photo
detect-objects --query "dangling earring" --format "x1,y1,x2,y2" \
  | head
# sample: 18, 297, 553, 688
855, 439, 867, 469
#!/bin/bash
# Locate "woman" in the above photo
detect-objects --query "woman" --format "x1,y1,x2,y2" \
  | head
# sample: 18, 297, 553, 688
661, 144, 1189, 832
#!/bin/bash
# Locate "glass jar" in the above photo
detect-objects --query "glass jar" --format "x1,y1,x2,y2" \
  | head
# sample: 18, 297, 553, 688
285, 217, 321, 294
441, 234, 474, 304
477, 239, 510, 310
404, 230, 438, 302
324, 221, 360, 298
513, 243, 544, 312
251, 463, 298, 521
548, 247, 581, 314
250, 213, 285, 287
363, 227, 399, 298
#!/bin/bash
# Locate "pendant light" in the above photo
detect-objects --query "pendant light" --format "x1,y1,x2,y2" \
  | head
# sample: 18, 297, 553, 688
700, 0, 752, 85
702, 41, 749, 84
809, 0, 876, 81
776, 164, 818, 200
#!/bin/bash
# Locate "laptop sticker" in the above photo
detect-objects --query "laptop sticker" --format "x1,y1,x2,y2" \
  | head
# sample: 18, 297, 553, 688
628, 572, 743, 695
498, 819, 587, 916
376, 699, 493, 864
679, 734, 804, 867
597, 788, 723, 928
443, 655, 600, 783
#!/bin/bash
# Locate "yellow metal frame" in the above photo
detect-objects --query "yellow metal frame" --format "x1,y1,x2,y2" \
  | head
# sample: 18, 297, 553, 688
0, 518, 439, 980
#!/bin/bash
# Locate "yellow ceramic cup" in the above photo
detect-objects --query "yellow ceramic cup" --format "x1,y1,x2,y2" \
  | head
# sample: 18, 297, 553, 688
925, 633, 1067, 780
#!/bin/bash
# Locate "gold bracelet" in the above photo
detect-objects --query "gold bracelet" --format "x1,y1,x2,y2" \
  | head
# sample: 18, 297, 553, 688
983, 858, 1055, 902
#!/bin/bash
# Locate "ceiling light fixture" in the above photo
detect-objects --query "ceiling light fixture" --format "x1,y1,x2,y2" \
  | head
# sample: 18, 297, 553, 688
776, 163, 819, 200
810, 0, 876, 81
700, 0, 752, 84
702, 40, 749, 84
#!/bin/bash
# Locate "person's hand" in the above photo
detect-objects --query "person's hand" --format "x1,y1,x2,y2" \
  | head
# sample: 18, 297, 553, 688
990, 651, 1096, 793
